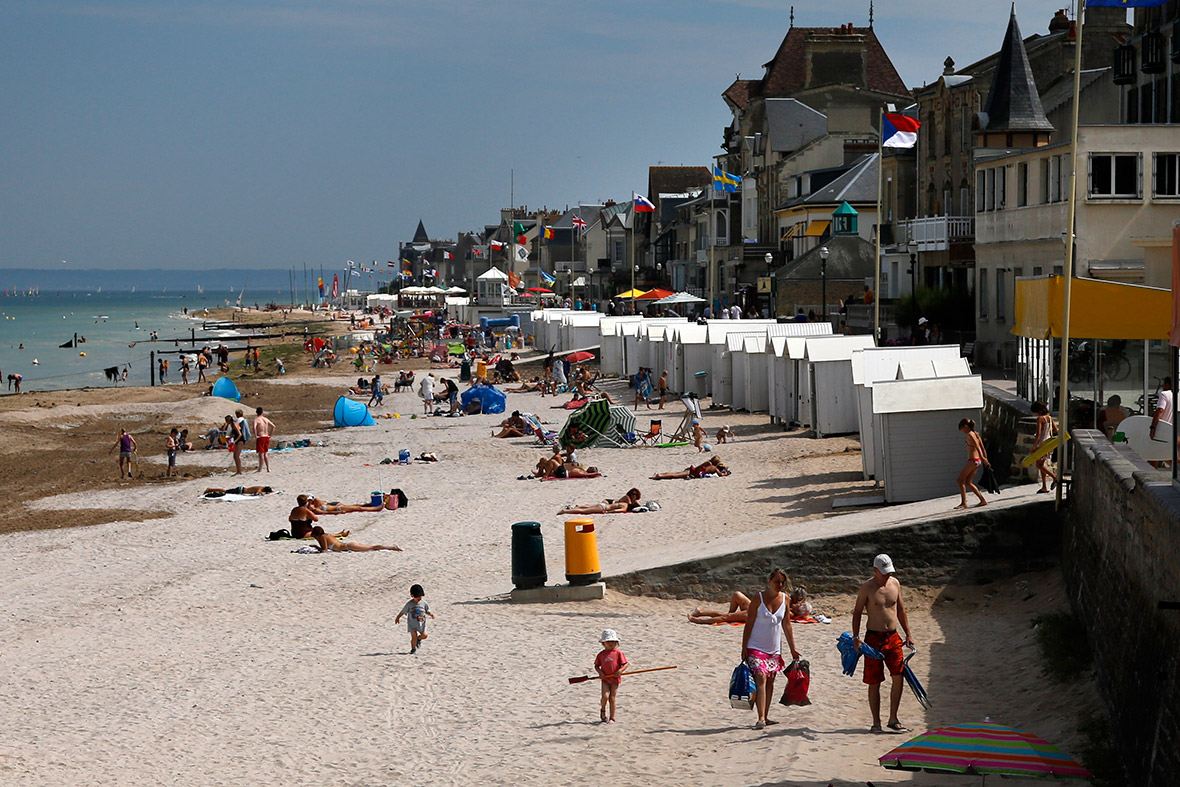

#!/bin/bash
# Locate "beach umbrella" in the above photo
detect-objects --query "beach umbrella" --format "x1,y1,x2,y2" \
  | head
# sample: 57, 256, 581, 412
446, 286, 467, 293
654, 291, 707, 305
615, 288, 647, 299
526, 287, 553, 293
636, 288, 675, 301
566, 351, 594, 363
879, 722, 1091, 785
558, 399, 612, 449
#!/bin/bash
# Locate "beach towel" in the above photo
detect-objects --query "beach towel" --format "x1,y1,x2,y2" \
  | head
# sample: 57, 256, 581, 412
837, 632, 884, 676
555, 399, 588, 410
729, 663, 756, 710
710, 621, 745, 627
979, 464, 1001, 495
538, 473, 603, 482
791, 616, 821, 624
200, 492, 275, 502
291, 545, 321, 554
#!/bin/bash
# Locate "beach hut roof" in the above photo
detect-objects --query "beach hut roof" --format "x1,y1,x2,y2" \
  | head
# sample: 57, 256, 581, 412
478, 267, 509, 281
851, 344, 963, 386
743, 335, 768, 353
705, 320, 778, 344
726, 331, 766, 351
674, 324, 709, 344
803, 335, 876, 363
872, 375, 984, 415
769, 336, 789, 357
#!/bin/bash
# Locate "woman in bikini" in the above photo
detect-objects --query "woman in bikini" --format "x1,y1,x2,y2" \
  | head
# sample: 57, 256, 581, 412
956, 418, 989, 509
311, 526, 401, 553
1031, 401, 1058, 494
559, 488, 642, 515
307, 495, 397, 514
650, 455, 730, 480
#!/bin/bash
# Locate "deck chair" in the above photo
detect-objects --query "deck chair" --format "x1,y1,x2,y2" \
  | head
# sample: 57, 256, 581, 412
638, 419, 664, 446
525, 414, 559, 447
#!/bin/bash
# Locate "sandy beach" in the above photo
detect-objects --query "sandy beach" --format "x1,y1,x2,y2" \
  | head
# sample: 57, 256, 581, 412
0, 365, 1103, 785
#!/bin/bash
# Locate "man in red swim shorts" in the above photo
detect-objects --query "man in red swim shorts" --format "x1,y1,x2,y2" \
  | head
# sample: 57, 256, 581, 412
253, 406, 276, 474
851, 554, 913, 733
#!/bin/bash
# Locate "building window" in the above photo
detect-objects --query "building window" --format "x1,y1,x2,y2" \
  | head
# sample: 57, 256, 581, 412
1040, 158, 1051, 204
1089, 153, 1142, 199
996, 268, 1007, 321
960, 186, 969, 215
1155, 153, 1180, 197
997, 166, 1007, 209
1017, 162, 1028, 206
986, 168, 996, 211
1049, 156, 1062, 202
976, 173, 986, 211
978, 269, 989, 319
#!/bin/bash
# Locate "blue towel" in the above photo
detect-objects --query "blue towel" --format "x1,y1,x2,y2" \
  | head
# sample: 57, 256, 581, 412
836, 632, 884, 676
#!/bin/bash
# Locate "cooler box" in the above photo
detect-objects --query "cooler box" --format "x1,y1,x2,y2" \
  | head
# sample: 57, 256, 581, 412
564, 518, 601, 586
511, 522, 547, 590
476, 360, 488, 379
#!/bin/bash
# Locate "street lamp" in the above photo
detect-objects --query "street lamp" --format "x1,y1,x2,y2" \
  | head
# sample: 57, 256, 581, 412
819, 246, 829, 320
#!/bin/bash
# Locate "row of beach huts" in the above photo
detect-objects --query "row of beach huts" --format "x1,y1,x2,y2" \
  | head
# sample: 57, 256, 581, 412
530, 309, 987, 504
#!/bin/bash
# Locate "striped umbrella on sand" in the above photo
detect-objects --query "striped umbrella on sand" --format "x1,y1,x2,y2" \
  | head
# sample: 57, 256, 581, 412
879, 722, 1091, 785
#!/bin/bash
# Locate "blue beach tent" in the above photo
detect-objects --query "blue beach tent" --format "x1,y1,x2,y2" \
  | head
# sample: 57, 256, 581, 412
211, 377, 241, 402
334, 396, 376, 427
460, 384, 507, 414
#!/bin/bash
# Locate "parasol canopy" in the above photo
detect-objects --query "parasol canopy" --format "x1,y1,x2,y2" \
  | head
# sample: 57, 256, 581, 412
879, 722, 1092, 782
636, 288, 675, 301
526, 287, 553, 293
615, 288, 647, 299
566, 351, 594, 363
558, 399, 612, 450
654, 291, 707, 305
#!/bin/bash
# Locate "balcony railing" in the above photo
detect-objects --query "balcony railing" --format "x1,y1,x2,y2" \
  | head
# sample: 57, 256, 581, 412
900, 216, 975, 251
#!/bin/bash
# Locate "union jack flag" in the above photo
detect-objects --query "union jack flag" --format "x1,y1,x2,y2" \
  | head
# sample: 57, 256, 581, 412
571, 215, 587, 231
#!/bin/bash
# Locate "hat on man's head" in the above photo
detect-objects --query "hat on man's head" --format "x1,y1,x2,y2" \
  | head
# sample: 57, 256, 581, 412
873, 554, 896, 574
918, 317, 928, 325
599, 629, 620, 643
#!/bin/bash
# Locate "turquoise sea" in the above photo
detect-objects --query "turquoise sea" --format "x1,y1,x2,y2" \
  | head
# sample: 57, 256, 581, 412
0, 291, 242, 392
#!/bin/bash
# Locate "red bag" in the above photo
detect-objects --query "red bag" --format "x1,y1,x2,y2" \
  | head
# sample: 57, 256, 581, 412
779, 659, 811, 706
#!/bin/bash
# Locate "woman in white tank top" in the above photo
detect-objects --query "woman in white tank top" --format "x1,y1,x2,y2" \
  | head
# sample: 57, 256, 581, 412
741, 569, 803, 729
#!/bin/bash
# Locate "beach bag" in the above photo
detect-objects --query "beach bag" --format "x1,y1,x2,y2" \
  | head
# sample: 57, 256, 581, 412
979, 465, 1001, 495
268, 529, 291, 541
729, 663, 756, 710
779, 660, 811, 706
398, 449, 411, 465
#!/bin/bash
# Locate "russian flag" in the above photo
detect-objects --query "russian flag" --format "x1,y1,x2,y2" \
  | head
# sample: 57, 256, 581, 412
632, 192, 655, 212
882, 113, 920, 149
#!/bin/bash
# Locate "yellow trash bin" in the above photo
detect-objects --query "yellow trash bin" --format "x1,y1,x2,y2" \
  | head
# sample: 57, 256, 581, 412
476, 360, 488, 380
564, 518, 601, 586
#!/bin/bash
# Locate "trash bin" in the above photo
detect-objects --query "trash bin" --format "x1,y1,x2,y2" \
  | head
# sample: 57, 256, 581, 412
460, 359, 471, 381
692, 371, 708, 400
476, 360, 488, 380
564, 518, 601, 586
511, 522, 547, 590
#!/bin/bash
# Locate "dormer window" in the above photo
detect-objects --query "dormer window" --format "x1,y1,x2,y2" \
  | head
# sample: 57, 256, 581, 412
1142, 30, 1166, 74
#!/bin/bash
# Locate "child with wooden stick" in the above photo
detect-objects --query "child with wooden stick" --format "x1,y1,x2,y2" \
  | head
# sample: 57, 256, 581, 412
594, 629, 628, 723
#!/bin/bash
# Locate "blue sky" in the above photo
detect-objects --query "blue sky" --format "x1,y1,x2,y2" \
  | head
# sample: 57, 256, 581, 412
0, 1, 1095, 270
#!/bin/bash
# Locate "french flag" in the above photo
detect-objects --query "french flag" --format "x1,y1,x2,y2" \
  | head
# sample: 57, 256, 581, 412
882, 113, 920, 149
632, 192, 655, 212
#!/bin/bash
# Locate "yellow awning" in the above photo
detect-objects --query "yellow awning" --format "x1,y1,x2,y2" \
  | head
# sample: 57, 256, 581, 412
1012, 276, 1171, 340
803, 220, 831, 237
780, 224, 802, 242
616, 288, 647, 299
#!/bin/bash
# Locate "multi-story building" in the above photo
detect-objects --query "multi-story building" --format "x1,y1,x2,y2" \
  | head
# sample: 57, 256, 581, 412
972, 7, 1175, 368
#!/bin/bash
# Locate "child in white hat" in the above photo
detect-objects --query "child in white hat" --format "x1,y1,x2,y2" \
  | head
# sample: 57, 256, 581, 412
594, 629, 628, 723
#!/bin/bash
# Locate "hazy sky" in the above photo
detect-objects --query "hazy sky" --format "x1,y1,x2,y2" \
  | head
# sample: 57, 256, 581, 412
1, 1, 1094, 270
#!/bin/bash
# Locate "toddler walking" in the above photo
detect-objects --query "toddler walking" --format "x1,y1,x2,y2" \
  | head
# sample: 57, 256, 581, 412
594, 629, 628, 723
395, 584, 435, 654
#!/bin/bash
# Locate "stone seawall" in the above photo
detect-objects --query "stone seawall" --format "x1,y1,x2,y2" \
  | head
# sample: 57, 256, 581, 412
606, 502, 1059, 600
982, 383, 1038, 484
1065, 430, 1180, 787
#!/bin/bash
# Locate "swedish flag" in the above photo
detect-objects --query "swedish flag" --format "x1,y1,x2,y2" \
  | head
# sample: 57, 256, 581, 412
713, 166, 740, 193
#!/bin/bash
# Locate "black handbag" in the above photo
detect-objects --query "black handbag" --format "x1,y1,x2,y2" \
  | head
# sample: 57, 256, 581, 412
979, 465, 1001, 495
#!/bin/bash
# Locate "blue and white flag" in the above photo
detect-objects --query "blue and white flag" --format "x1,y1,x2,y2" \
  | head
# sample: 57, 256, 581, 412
539, 270, 556, 287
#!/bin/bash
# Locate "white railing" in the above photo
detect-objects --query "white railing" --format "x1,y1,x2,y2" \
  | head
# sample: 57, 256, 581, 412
901, 216, 974, 251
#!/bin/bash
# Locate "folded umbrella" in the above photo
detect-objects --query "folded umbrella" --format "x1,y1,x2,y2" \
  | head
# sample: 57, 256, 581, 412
902, 647, 932, 709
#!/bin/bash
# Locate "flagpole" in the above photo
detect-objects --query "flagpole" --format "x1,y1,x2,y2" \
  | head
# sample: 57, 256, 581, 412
1055, 0, 1087, 511
874, 109, 884, 344
630, 201, 637, 315
710, 171, 716, 317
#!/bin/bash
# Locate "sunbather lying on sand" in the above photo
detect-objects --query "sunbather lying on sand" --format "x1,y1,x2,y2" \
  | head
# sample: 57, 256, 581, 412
506, 377, 546, 393
288, 495, 349, 539
559, 488, 642, 515
493, 411, 529, 438
203, 486, 274, 497
687, 592, 751, 624
307, 495, 396, 514
311, 526, 401, 552
650, 455, 730, 480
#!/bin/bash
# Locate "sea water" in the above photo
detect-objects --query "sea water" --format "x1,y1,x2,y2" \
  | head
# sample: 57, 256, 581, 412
0, 291, 240, 392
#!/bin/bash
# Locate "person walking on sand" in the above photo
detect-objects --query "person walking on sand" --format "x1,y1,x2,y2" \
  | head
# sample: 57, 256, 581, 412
657, 371, 668, 409
1031, 402, 1058, 494
367, 374, 384, 408
165, 428, 179, 478
740, 569, 802, 730
395, 584, 434, 654
253, 407, 275, 473
956, 418, 989, 509
181, 356, 190, 385
224, 414, 245, 475
851, 554, 914, 733
594, 629, 628, 723
110, 428, 137, 479
197, 349, 209, 383
420, 373, 435, 415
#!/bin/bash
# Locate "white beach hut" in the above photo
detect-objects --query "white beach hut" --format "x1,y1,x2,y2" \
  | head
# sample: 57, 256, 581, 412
805, 335, 877, 437
872, 374, 984, 503
532, 309, 571, 352
851, 345, 968, 481
741, 335, 771, 412
718, 331, 768, 409
671, 323, 710, 395
561, 313, 603, 352
599, 316, 641, 377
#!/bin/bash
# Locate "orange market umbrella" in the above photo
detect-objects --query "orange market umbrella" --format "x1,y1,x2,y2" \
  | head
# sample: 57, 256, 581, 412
636, 288, 674, 300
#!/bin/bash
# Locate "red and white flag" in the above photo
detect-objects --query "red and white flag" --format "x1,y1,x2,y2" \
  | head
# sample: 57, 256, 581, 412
632, 192, 655, 212
331, 274, 339, 298
490, 240, 504, 250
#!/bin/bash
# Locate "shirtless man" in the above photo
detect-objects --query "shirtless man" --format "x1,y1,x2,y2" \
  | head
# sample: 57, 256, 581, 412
851, 554, 913, 733
253, 407, 276, 473
285, 494, 348, 539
